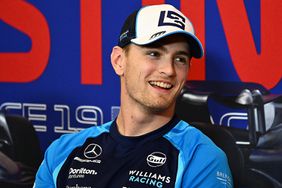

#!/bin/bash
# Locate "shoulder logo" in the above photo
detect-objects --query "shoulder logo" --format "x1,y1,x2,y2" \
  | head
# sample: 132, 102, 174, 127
84, 143, 102, 159
146, 152, 166, 167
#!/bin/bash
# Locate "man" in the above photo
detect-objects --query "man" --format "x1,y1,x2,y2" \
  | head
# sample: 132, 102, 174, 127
34, 4, 233, 188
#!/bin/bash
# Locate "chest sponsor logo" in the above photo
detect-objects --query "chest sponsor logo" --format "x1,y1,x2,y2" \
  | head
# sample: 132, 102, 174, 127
146, 152, 166, 167
74, 157, 101, 164
84, 143, 102, 159
74, 143, 102, 164
128, 170, 171, 187
68, 167, 97, 179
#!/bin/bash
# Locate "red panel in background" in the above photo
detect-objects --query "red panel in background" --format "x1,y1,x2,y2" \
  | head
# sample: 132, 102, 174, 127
142, 0, 165, 5
0, 0, 50, 83
181, 0, 206, 80
217, 0, 282, 89
81, 0, 102, 85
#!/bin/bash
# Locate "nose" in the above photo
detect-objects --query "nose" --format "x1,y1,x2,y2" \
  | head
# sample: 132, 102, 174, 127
159, 59, 176, 77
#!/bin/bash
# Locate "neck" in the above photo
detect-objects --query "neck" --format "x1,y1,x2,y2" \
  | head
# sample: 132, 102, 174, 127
116, 103, 175, 137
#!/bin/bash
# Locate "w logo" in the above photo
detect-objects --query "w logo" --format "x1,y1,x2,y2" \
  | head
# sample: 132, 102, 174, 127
158, 10, 186, 30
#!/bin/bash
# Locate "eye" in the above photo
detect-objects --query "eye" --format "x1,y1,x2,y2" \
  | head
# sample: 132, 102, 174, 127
146, 50, 161, 58
174, 56, 189, 65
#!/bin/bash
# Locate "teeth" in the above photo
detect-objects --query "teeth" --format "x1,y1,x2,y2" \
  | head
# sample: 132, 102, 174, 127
149, 81, 172, 89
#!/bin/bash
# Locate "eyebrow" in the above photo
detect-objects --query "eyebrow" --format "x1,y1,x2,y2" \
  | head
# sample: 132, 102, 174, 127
142, 44, 191, 58
175, 51, 191, 58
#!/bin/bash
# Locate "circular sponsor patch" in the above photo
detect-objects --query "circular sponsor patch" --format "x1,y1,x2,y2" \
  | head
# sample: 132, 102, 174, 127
146, 152, 166, 167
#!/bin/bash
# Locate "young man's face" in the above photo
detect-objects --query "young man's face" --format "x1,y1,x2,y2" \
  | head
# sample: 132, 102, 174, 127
121, 35, 191, 114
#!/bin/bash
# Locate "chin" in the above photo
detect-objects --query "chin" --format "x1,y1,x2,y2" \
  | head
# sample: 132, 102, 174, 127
146, 101, 175, 114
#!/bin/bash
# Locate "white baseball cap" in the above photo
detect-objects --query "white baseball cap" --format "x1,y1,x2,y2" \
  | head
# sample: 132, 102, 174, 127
118, 4, 204, 58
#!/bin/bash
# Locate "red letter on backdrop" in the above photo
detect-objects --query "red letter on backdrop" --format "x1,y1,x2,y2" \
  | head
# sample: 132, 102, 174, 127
81, 0, 102, 85
181, 0, 206, 80
0, 0, 50, 82
217, 1, 282, 89
142, 0, 165, 5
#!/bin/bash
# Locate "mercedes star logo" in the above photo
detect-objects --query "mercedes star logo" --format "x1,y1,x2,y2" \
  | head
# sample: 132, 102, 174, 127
84, 143, 102, 159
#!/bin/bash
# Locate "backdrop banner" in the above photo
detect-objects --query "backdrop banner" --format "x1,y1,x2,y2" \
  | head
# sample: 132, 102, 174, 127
0, 0, 281, 151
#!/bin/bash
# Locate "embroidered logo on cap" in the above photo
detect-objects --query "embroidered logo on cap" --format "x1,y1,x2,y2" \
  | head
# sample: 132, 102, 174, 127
158, 10, 186, 30
150, 31, 166, 40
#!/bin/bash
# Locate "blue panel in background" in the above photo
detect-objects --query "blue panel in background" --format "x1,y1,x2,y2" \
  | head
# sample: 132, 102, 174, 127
0, 21, 31, 52
205, 0, 240, 82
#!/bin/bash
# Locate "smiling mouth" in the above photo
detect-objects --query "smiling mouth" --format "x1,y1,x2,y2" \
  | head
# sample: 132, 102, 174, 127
149, 81, 173, 89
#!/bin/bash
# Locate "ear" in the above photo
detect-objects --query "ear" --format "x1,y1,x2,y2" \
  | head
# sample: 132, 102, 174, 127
111, 46, 125, 76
